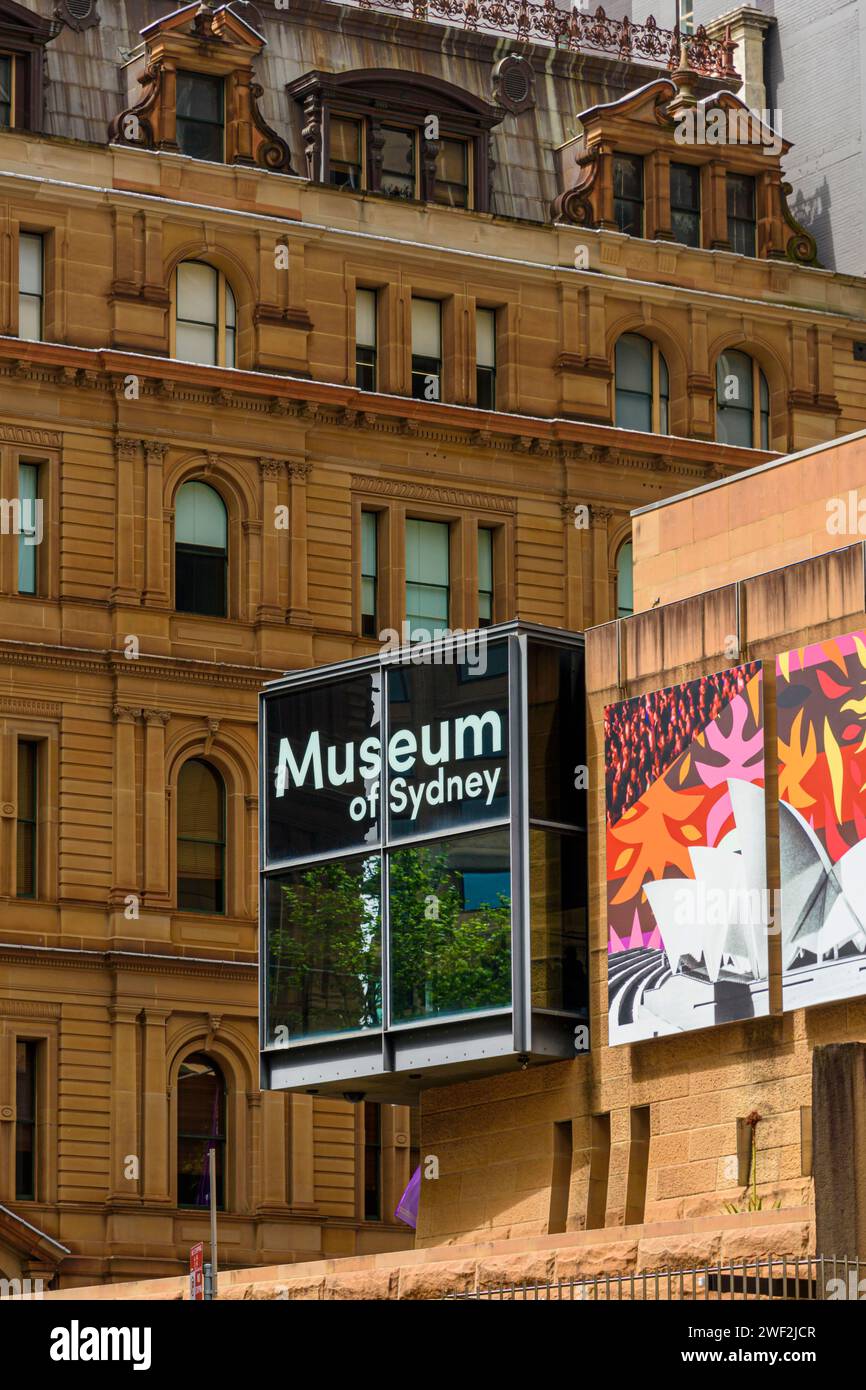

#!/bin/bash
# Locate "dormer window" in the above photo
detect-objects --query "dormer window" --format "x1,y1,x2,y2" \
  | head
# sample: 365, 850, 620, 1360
176, 70, 224, 162
289, 69, 504, 214
109, 2, 293, 174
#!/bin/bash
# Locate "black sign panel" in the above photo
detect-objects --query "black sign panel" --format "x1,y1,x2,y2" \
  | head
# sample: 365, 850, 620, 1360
386, 643, 509, 839
265, 670, 382, 864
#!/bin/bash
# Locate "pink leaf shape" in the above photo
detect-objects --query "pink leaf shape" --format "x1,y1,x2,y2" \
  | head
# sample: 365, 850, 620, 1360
696, 693, 763, 788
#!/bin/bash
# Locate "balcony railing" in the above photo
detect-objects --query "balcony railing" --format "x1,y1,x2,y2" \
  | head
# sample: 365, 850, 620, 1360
346, 1, 738, 78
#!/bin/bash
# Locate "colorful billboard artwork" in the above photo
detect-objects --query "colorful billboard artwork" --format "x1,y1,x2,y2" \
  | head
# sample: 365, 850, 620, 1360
605, 663, 769, 1046
777, 632, 866, 1010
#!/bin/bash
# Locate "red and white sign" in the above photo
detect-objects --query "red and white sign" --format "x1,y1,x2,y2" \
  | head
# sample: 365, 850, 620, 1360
189, 1242, 204, 1301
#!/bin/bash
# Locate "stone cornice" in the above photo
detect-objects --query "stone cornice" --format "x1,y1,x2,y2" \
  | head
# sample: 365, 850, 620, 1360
0, 641, 281, 689
0, 338, 778, 478
0, 944, 257, 980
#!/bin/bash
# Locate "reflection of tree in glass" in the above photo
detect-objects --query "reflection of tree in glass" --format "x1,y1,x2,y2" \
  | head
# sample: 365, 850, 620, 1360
389, 844, 511, 1022
269, 856, 382, 1039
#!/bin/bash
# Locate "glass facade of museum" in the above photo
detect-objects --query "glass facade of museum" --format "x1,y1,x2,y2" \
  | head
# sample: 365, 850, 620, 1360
260, 623, 588, 1101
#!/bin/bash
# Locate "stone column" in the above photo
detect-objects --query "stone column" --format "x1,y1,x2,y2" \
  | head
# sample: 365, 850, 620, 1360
257, 458, 284, 622
112, 438, 140, 603
287, 460, 312, 627
141, 1009, 171, 1202
0, 1026, 14, 1202
143, 441, 168, 605
259, 1091, 290, 1210
109, 1005, 141, 1202
0, 719, 16, 898
142, 709, 170, 903
590, 506, 613, 626
111, 706, 140, 906
288, 1094, 316, 1209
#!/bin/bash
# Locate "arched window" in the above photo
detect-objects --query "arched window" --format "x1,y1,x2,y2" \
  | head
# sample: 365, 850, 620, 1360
173, 261, 236, 368
175, 480, 227, 618
177, 1053, 226, 1209
615, 333, 670, 435
715, 350, 770, 449
616, 540, 634, 618
177, 759, 225, 913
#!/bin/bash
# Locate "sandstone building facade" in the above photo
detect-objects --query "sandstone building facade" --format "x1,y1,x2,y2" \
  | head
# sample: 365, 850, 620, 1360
0, 0, 865, 1285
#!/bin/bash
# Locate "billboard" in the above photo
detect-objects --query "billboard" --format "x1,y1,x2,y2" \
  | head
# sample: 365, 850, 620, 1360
605, 662, 768, 1045
777, 631, 866, 1010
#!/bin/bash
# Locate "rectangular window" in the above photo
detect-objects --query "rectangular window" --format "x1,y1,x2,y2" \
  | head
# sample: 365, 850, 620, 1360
0, 54, 12, 128
361, 510, 378, 638
176, 71, 224, 163
329, 114, 363, 190
477, 526, 493, 627
19, 233, 43, 341
434, 137, 470, 208
16, 740, 37, 898
613, 154, 644, 237
476, 307, 496, 410
363, 1102, 382, 1220
727, 172, 757, 257
17, 462, 39, 595
411, 298, 441, 401
670, 162, 701, 247
405, 517, 449, 640
15, 1041, 37, 1200
380, 125, 416, 200
355, 288, 377, 392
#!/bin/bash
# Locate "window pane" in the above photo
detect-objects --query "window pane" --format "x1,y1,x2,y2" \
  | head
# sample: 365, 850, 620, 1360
19, 234, 43, 297
616, 540, 633, 618
17, 462, 38, 594
176, 481, 227, 549
16, 741, 36, 898
528, 641, 586, 825
176, 321, 218, 366
529, 828, 588, 1013
405, 517, 449, 587
177, 1054, 225, 1208
265, 853, 382, 1042
717, 351, 754, 409
265, 672, 383, 864
476, 307, 495, 369
389, 829, 511, 1024
356, 288, 376, 349
381, 126, 415, 198
386, 650, 509, 840
177, 262, 218, 325
176, 547, 227, 617
727, 172, 756, 220
361, 510, 377, 636
178, 760, 224, 913
613, 155, 643, 236
176, 72, 224, 162
15, 1041, 36, 1200
433, 137, 469, 207
477, 526, 493, 593
411, 298, 441, 359
177, 72, 222, 123
615, 334, 652, 394
0, 55, 11, 126
331, 115, 361, 166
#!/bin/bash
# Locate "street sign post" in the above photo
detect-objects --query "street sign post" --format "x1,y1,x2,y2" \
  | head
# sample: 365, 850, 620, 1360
189, 1241, 204, 1301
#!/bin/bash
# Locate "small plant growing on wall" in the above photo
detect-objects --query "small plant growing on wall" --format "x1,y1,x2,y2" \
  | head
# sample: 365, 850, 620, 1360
723, 1110, 782, 1214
